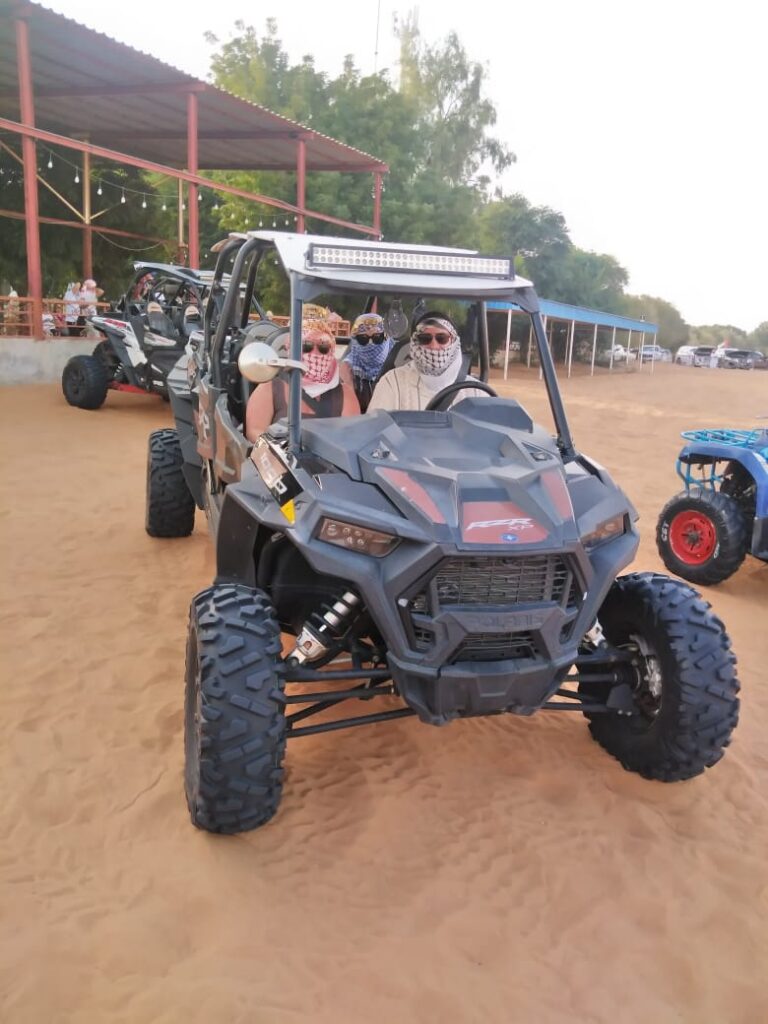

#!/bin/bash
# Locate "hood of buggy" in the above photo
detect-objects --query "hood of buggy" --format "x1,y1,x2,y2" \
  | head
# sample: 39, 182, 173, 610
299, 398, 628, 551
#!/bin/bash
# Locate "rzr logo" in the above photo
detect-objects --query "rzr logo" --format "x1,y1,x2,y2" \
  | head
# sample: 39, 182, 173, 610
466, 517, 535, 532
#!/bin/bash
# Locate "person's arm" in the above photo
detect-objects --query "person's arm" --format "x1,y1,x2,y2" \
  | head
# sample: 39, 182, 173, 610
245, 382, 275, 442
366, 370, 398, 411
341, 381, 360, 416
339, 360, 354, 386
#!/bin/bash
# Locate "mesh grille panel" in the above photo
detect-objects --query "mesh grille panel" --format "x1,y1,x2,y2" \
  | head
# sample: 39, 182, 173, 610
411, 556, 573, 612
452, 632, 538, 662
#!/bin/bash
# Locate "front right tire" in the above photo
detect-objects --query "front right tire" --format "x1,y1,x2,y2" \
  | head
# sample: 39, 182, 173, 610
185, 585, 286, 834
580, 573, 739, 781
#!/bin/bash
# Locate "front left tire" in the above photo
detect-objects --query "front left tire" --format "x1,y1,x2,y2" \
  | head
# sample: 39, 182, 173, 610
185, 584, 287, 834
145, 428, 195, 537
61, 354, 108, 409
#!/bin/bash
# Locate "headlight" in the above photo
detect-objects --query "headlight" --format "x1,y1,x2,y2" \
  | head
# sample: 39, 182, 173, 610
317, 517, 399, 557
582, 514, 625, 549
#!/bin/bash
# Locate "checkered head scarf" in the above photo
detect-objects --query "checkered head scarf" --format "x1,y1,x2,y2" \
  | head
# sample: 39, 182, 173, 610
348, 313, 393, 380
409, 315, 461, 377
302, 327, 337, 385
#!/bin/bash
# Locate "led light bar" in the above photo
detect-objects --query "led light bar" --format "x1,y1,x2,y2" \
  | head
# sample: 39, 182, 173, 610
306, 244, 514, 279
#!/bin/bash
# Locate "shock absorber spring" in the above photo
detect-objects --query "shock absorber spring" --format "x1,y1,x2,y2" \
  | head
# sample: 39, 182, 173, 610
290, 590, 361, 665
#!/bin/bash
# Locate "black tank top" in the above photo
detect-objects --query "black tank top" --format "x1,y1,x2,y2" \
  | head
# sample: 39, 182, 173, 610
271, 376, 344, 421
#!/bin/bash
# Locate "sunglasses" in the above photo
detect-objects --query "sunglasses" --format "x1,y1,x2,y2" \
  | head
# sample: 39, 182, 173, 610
353, 332, 386, 346
302, 340, 332, 354
414, 331, 452, 346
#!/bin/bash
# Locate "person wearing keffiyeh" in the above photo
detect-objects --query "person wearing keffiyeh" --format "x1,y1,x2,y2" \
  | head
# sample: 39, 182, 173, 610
367, 311, 488, 412
342, 313, 394, 411
245, 325, 359, 441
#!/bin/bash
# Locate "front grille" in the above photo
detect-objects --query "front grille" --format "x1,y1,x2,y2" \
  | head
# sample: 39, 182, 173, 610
452, 631, 538, 663
410, 555, 574, 612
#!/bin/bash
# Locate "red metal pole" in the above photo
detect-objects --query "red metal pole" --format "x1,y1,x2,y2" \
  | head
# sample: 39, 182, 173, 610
186, 92, 199, 268
15, 16, 43, 339
372, 172, 383, 238
296, 138, 306, 233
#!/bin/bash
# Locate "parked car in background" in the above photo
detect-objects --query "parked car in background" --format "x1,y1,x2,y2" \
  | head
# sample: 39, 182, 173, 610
674, 345, 696, 365
719, 348, 760, 369
692, 346, 715, 367
639, 343, 671, 363
596, 343, 637, 366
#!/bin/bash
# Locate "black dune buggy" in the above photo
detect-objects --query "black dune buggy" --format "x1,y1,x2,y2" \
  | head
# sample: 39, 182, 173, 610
147, 231, 740, 834
61, 262, 209, 410
657, 426, 768, 584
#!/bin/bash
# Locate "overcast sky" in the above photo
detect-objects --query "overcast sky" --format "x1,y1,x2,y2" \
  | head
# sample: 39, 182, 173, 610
45, 0, 767, 330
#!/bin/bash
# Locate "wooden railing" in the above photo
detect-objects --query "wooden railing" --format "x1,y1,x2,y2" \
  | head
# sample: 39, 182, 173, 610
0, 294, 110, 337
1, 294, 351, 339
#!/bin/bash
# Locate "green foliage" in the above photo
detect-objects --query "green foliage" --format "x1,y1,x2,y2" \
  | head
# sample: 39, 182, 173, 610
621, 294, 689, 348
688, 324, 749, 348
0, 153, 178, 300
477, 194, 572, 296
748, 321, 768, 353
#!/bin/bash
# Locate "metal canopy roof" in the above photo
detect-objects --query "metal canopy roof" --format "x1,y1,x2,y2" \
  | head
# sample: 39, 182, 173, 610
0, 0, 387, 174
488, 299, 658, 334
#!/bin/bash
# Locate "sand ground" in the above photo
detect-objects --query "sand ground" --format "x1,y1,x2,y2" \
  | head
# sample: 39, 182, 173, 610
1, 363, 766, 1024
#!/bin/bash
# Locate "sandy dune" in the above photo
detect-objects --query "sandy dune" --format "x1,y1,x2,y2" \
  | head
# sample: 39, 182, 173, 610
1, 364, 766, 1023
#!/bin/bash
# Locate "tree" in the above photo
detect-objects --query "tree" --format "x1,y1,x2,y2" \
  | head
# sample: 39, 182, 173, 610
395, 11, 514, 186
551, 249, 629, 312
621, 295, 689, 349
748, 321, 768, 354
476, 194, 572, 296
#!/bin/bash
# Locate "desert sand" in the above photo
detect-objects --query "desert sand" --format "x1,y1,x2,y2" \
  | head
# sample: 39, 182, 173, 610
1, 363, 766, 1024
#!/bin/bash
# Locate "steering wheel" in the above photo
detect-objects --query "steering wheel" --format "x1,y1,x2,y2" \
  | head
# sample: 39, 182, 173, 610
424, 379, 498, 412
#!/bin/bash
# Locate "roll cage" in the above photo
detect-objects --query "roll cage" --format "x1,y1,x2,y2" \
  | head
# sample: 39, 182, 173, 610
203, 232, 576, 460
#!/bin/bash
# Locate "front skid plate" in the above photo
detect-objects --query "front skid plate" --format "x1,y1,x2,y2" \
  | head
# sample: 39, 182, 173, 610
388, 651, 575, 725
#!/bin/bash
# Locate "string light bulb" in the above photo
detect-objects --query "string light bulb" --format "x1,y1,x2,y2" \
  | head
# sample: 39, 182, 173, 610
197, 192, 202, 202
47, 153, 53, 169
120, 189, 126, 204
97, 182, 103, 196
74, 169, 80, 184
162, 201, 167, 211
182, 201, 186, 210
141, 195, 147, 209
259, 218, 263, 228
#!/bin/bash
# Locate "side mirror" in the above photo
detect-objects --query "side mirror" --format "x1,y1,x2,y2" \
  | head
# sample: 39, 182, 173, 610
238, 341, 305, 383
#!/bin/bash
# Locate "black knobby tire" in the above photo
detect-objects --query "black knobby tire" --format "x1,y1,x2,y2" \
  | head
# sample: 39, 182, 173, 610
656, 487, 748, 585
185, 584, 286, 834
61, 354, 108, 409
145, 428, 195, 537
580, 572, 739, 781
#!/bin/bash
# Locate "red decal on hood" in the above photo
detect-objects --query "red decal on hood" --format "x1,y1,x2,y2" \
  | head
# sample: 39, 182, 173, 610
379, 468, 446, 523
461, 501, 548, 543
540, 469, 573, 519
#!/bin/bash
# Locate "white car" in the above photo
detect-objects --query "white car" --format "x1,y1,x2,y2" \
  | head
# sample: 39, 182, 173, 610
596, 344, 637, 366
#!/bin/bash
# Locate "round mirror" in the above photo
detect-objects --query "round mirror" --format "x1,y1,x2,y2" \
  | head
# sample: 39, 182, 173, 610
238, 341, 281, 383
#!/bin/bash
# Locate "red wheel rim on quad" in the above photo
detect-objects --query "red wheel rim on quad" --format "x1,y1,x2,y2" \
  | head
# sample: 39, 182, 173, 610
668, 511, 717, 564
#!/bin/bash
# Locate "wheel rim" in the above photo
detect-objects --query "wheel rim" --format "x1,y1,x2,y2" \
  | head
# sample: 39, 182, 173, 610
668, 510, 717, 564
626, 634, 663, 720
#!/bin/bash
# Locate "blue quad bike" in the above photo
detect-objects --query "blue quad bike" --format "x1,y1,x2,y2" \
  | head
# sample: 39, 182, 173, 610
657, 427, 768, 585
